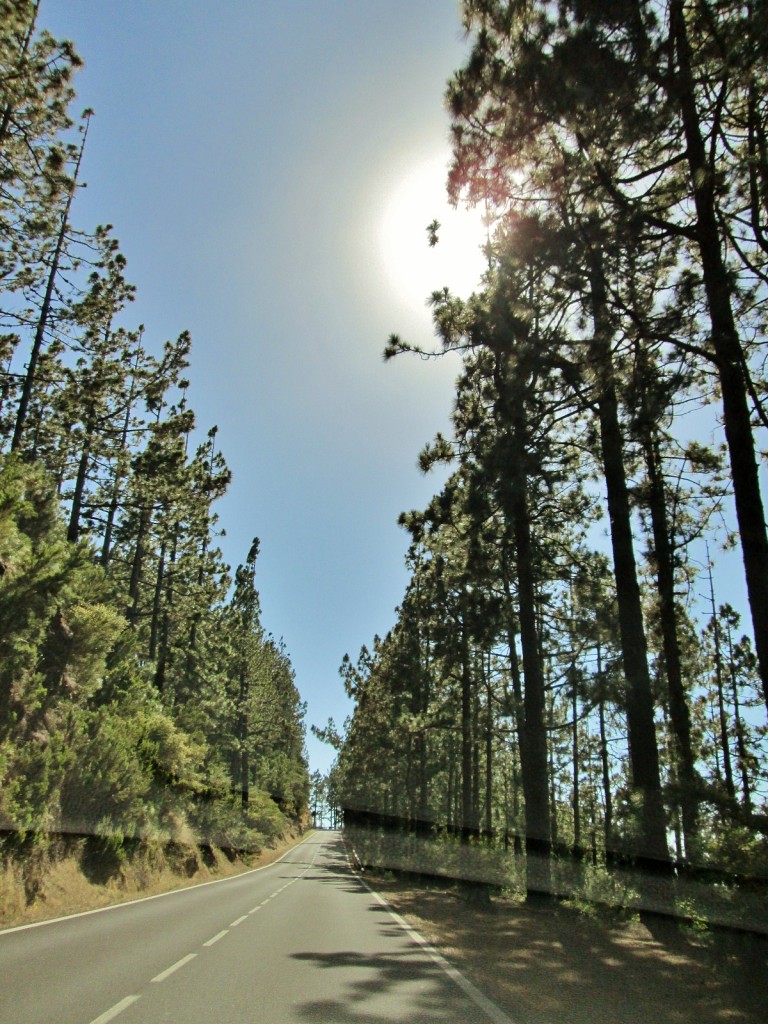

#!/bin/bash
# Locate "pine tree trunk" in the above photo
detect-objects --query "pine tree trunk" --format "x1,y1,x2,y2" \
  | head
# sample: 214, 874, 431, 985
100, 482, 121, 568
239, 666, 249, 810
11, 113, 89, 453
446, 734, 455, 833
153, 530, 176, 693
669, 0, 768, 712
707, 565, 736, 802
128, 506, 150, 626
417, 620, 430, 824
572, 684, 582, 857
67, 410, 95, 543
505, 606, 526, 857
149, 540, 165, 660
472, 686, 481, 834
729, 671, 753, 814
713, 628, 736, 803
715, 661, 735, 803
589, 254, 668, 868
642, 431, 699, 855
101, 341, 142, 567
485, 672, 494, 838
460, 616, 474, 841
510, 458, 553, 896
548, 691, 558, 851
597, 683, 614, 852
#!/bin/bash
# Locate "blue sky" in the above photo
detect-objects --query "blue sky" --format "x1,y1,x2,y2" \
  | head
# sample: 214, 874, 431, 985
41, 1, 488, 773
38, 1, 761, 778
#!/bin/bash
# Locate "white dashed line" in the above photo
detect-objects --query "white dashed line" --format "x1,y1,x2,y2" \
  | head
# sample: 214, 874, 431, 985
75, 839, 328, 1024
151, 952, 197, 983
0, 832, 316, 937
88, 994, 140, 1024
203, 872, 302, 943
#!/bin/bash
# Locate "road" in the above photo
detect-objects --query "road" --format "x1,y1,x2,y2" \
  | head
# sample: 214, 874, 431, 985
0, 830, 512, 1024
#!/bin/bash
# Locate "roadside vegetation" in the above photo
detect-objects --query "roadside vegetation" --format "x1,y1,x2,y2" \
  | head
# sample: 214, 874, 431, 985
0, 1, 310, 924
324, 0, 768, 927
368, 868, 768, 1024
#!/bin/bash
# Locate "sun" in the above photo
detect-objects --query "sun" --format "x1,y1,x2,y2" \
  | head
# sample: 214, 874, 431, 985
376, 153, 488, 310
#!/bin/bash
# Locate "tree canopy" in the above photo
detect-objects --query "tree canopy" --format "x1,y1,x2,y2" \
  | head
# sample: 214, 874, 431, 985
0, 2, 309, 886
331, 0, 768, 910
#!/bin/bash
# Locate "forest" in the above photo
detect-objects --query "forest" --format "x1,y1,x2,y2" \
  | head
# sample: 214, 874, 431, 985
0, 1, 309, 905
327, 0, 768, 918
3, 0, 768, 932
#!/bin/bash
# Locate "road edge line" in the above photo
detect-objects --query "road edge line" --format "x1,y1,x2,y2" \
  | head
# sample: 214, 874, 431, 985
343, 843, 519, 1024
0, 830, 317, 937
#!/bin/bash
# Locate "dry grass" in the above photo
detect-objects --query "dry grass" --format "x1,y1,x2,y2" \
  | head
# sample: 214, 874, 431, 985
0, 830, 313, 930
370, 874, 768, 1024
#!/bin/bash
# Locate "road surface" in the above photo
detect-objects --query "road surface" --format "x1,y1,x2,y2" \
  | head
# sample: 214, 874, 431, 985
0, 830, 512, 1024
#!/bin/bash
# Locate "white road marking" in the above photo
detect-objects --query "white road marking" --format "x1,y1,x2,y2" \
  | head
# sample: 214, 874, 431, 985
88, 994, 140, 1024
6, 835, 331, 1024
346, 847, 519, 1024
385, 901, 517, 1024
0, 831, 317, 937
150, 952, 197, 983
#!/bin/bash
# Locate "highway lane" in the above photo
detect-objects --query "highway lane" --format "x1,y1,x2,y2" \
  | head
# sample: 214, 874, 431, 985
0, 830, 512, 1024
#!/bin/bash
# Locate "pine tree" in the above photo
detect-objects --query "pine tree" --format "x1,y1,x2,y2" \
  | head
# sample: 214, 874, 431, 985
11, 108, 91, 453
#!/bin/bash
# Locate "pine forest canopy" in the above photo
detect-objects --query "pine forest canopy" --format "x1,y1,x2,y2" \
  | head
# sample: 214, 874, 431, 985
0, 0, 309, 861
0, 0, 767, 923
328, 0, 768, 907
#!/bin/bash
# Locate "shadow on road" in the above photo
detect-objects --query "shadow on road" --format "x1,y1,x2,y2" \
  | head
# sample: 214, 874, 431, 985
289, 948, 487, 1024
373, 878, 768, 1024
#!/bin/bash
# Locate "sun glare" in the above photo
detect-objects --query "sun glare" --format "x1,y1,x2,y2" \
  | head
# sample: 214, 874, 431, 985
377, 154, 488, 310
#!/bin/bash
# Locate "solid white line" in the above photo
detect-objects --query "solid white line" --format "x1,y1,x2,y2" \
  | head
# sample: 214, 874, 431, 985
0, 831, 319, 937
348, 852, 518, 1024
387, 905, 516, 1024
88, 994, 140, 1024
150, 952, 197, 983
203, 929, 229, 947
230, 915, 248, 927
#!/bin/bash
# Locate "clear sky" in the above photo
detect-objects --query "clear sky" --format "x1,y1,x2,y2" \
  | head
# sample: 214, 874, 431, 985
40, 0, 488, 774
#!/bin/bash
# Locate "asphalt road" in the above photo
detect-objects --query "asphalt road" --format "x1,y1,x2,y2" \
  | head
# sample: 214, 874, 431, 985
0, 830, 512, 1024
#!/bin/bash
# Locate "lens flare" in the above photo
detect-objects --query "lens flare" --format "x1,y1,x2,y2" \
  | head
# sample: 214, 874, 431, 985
377, 153, 488, 310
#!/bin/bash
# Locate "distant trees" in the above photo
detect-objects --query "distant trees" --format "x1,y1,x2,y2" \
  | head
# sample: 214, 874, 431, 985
331, 0, 768, 901
0, 2, 309, 874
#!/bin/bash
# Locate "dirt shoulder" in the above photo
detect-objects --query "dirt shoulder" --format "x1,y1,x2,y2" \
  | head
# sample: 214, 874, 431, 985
367, 872, 768, 1024
0, 830, 314, 931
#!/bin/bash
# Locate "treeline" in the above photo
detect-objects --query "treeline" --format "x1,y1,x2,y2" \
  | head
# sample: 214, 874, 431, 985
330, 0, 768, 899
0, 1, 308, 876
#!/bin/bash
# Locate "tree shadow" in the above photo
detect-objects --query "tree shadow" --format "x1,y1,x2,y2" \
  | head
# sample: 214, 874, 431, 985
289, 949, 488, 1023
376, 881, 768, 1024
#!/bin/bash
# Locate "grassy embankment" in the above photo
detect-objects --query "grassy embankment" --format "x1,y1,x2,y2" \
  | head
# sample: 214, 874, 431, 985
0, 828, 314, 930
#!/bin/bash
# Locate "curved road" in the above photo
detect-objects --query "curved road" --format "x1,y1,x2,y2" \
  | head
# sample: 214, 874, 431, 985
0, 830, 512, 1024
